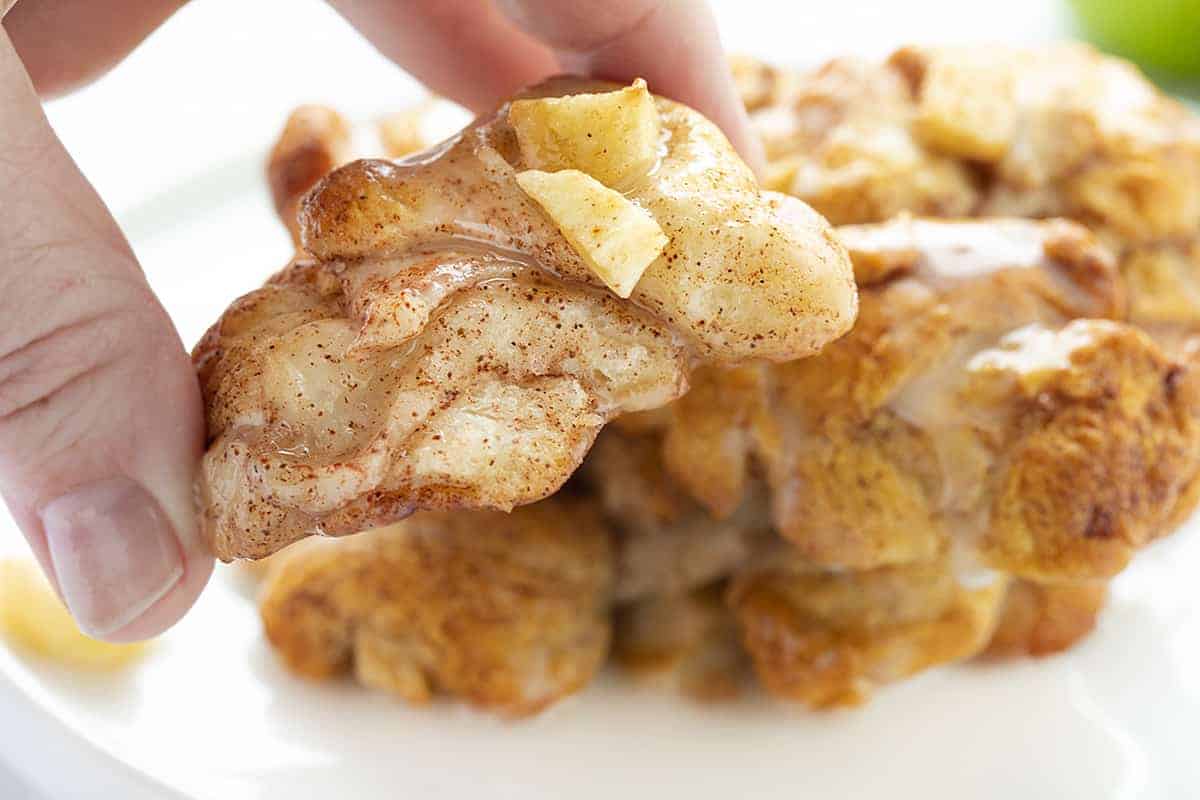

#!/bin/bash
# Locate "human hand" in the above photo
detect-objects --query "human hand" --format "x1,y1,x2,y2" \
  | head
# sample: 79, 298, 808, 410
0, 0, 760, 643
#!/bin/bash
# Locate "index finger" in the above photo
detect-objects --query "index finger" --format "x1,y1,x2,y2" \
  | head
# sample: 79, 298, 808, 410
497, 0, 765, 173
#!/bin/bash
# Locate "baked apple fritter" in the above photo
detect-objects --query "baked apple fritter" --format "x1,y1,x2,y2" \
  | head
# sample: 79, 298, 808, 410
735, 44, 1200, 336
255, 215, 1200, 713
199, 79, 855, 561
656, 217, 1200, 580
729, 553, 1006, 708
267, 103, 443, 248
593, 217, 1200, 707
982, 579, 1108, 658
260, 499, 612, 717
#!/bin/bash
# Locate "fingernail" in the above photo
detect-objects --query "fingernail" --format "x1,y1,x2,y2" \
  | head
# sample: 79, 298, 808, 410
41, 478, 184, 639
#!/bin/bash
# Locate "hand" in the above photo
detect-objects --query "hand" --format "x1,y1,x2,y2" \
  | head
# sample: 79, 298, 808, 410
0, 0, 760, 642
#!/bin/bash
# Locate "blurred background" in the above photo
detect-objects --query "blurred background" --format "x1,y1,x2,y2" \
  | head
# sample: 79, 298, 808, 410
4, 0, 1199, 796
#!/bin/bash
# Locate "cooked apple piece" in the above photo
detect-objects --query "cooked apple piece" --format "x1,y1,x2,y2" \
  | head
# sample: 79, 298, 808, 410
909, 51, 1018, 162
516, 168, 668, 298
509, 79, 662, 189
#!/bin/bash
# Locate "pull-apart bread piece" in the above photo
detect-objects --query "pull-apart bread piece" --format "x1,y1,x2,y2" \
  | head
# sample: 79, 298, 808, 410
716, 45, 1200, 704
581, 420, 1008, 709
260, 498, 613, 718
981, 578, 1109, 658
581, 423, 1007, 710
255, 216, 1200, 715
582, 426, 771, 604
607, 217, 1200, 707
251, 46, 1200, 716
661, 217, 1200, 579
728, 565, 1105, 710
729, 551, 1006, 708
267, 106, 353, 247
197, 78, 855, 560
613, 581, 751, 702
735, 45, 1200, 340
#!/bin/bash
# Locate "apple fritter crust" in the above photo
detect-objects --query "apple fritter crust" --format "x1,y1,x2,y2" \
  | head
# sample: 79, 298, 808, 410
259, 499, 612, 717
583, 428, 770, 603
983, 579, 1108, 658
298, 78, 855, 361
267, 103, 445, 249
199, 78, 855, 561
253, 45, 1200, 715
613, 583, 750, 701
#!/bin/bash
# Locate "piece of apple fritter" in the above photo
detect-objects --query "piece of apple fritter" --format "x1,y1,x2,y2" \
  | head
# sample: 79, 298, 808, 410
576, 216, 1199, 710
737, 44, 1200, 336
582, 428, 770, 603
260, 499, 612, 717
983, 579, 1108, 658
199, 78, 855, 560
730, 553, 1006, 708
267, 100, 462, 249
651, 217, 1200, 579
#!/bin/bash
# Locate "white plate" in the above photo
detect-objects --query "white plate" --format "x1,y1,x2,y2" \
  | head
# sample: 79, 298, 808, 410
4, 2, 1200, 797
1, 127, 1199, 800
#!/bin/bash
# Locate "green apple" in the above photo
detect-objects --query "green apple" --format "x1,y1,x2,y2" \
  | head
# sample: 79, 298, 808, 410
1070, 0, 1200, 76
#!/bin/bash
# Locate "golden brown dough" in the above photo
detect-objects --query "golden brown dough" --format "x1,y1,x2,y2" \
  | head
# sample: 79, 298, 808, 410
597, 217, 1200, 707
297, 78, 855, 361
651, 217, 1200, 579
739, 44, 1200, 333
978, 326, 1200, 579
260, 499, 612, 717
729, 553, 1006, 708
579, 426, 763, 701
267, 106, 352, 248
254, 46, 1200, 716
613, 583, 749, 701
377, 103, 441, 159
267, 101, 455, 249
583, 429, 770, 603
199, 78, 855, 561
983, 579, 1108, 658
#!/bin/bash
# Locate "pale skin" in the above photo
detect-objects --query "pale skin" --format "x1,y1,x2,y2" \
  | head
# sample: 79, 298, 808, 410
0, 0, 762, 642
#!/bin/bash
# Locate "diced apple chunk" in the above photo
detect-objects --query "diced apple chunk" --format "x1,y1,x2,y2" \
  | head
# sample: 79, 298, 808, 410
516, 168, 668, 298
912, 56, 1017, 162
508, 79, 663, 190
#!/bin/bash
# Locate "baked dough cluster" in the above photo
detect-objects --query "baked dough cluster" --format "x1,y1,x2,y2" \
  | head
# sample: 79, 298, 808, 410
224, 45, 1200, 716
199, 79, 854, 561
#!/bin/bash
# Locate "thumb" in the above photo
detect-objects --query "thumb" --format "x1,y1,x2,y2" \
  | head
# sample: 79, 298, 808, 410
0, 29, 211, 641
